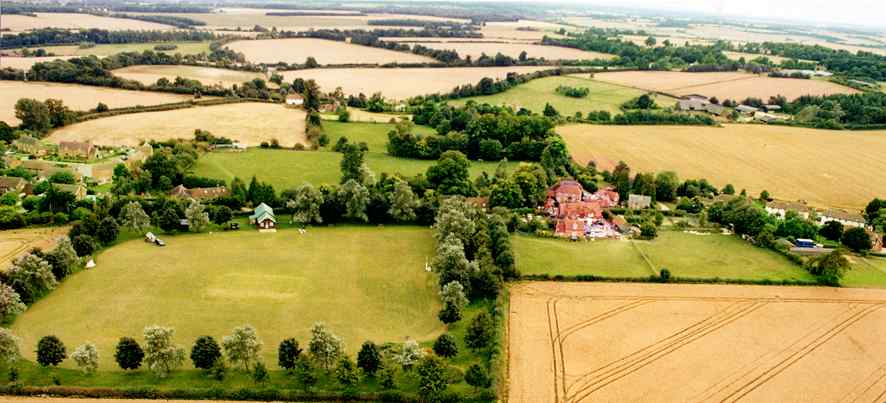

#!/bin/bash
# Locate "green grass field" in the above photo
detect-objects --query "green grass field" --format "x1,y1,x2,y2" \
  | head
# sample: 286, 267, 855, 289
844, 257, 886, 288
23, 41, 213, 57
194, 121, 514, 190
515, 231, 815, 282
449, 75, 677, 116
11, 226, 443, 370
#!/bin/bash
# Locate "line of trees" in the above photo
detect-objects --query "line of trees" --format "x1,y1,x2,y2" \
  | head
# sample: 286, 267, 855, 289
739, 42, 886, 82
1, 28, 217, 50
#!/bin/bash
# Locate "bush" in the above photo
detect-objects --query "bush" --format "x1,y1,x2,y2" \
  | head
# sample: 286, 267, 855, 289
277, 338, 301, 372
464, 364, 492, 389
843, 227, 873, 252
190, 336, 222, 370
356, 341, 381, 376
433, 334, 458, 359
114, 337, 144, 371
71, 234, 97, 257
659, 268, 671, 282
36, 335, 66, 367
465, 313, 494, 352
437, 302, 462, 324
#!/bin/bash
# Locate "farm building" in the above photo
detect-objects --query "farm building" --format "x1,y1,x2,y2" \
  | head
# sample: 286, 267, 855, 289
0, 176, 27, 195
628, 194, 652, 209
735, 105, 759, 115
169, 185, 231, 202
765, 200, 812, 219
676, 97, 725, 115
818, 209, 866, 229
249, 203, 277, 230
13, 135, 46, 156
285, 93, 304, 106
58, 141, 97, 161
543, 180, 621, 239
754, 111, 781, 123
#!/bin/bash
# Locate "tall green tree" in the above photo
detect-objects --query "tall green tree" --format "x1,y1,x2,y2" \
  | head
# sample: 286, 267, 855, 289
190, 335, 222, 370
36, 335, 66, 367
426, 151, 473, 196
287, 183, 324, 225
14, 99, 52, 133
338, 179, 370, 222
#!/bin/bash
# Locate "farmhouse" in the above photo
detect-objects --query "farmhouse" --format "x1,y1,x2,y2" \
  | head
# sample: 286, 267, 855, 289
13, 135, 46, 156
544, 180, 621, 238
818, 209, 866, 229
58, 141, 97, 161
628, 194, 652, 209
0, 176, 27, 195
249, 202, 277, 230
169, 185, 230, 201
285, 93, 304, 106
765, 200, 812, 219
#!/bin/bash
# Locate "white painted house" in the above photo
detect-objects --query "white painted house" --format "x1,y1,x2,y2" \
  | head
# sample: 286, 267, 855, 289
285, 93, 304, 106
818, 209, 866, 229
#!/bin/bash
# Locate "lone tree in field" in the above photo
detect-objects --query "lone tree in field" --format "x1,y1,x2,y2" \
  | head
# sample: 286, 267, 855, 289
190, 335, 222, 370
185, 199, 211, 233
356, 341, 381, 376
143, 325, 185, 377
287, 183, 324, 225
114, 337, 144, 370
72, 343, 99, 374
309, 322, 344, 371
0, 328, 21, 364
0, 283, 26, 322
433, 334, 458, 359
36, 335, 66, 367
278, 338, 302, 372
120, 201, 151, 233
223, 324, 263, 371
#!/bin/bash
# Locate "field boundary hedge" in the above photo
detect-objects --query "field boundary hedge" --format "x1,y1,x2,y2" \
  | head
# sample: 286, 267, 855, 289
518, 274, 822, 287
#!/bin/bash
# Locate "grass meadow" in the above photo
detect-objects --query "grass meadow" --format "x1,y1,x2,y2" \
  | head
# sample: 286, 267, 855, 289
450, 75, 676, 116
11, 226, 443, 370
194, 121, 515, 190
514, 231, 815, 282
844, 257, 886, 288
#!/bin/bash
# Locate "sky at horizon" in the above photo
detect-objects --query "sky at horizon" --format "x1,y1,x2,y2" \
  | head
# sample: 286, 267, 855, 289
568, 0, 885, 28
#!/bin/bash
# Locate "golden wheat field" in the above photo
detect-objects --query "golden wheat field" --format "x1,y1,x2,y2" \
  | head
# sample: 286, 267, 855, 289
113, 65, 267, 87
0, 81, 194, 125
559, 123, 886, 209
509, 282, 886, 403
592, 71, 857, 101
0, 227, 70, 269
0, 13, 174, 32
0, 56, 71, 71
225, 38, 436, 65
281, 66, 551, 99
46, 103, 306, 148
403, 42, 614, 61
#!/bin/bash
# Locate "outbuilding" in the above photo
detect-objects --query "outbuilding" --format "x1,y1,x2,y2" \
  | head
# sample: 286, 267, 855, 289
249, 202, 277, 230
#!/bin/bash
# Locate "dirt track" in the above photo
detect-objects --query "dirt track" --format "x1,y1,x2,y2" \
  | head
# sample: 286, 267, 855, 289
509, 282, 886, 402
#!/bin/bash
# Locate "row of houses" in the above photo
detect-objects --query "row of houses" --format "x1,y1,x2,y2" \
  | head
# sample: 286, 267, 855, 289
764, 200, 867, 229
0, 175, 87, 200
3, 145, 153, 185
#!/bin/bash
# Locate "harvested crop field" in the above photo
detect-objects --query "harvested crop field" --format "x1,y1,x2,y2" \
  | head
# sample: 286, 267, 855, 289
592, 71, 857, 101
281, 66, 551, 99
226, 38, 436, 64
152, 8, 463, 30
0, 81, 193, 125
113, 65, 266, 87
46, 103, 306, 148
19, 41, 213, 57
0, 13, 173, 32
559, 124, 886, 209
0, 56, 71, 70
403, 42, 614, 61
0, 227, 69, 269
509, 282, 886, 403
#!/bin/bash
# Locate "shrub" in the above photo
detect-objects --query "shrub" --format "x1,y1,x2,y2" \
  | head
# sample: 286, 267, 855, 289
356, 341, 381, 376
114, 337, 144, 370
659, 268, 671, 282
438, 302, 462, 324
190, 336, 222, 370
277, 338, 301, 372
36, 335, 66, 367
464, 364, 492, 390
71, 234, 97, 257
465, 313, 494, 352
252, 361, 269, 384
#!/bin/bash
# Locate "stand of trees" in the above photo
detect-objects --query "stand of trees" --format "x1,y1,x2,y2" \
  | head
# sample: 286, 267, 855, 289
740, 42, 886, 82
1, 28, 217, 50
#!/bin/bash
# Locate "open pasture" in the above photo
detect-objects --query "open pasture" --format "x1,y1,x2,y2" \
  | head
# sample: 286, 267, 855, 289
46, 103, 306, 148
0, 81, 193, 125
509, 282, 886, 402
113, 65, 266, 88
559, 123, 886, 209
845, 257, 886, 289
0, 13, 174, 32
281, 66, 551, 99
449, 74, 675, 115
592, 71, 857, 101
404, 42, 614, 61
194, 121, 513, 189
514, 231, 812, 281
225, 38, 435, 65
11, 226, 443, 369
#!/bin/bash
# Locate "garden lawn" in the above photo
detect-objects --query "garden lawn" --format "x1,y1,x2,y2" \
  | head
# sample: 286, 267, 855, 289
844, 257, 886, 288
11, 226, 443, 370
194, 121, 515, 190
449, 75, 676, 116
514, 231, 814, 282
513, 235, 654, 277
634, 231, 815, 281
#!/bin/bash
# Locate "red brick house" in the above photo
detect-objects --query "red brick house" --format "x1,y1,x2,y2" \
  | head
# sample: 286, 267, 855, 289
544, 180, 615, 238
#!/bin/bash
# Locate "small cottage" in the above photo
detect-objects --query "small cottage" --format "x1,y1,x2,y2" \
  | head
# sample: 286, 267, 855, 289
249, 203, 277, 230
285, 93, 305, 106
